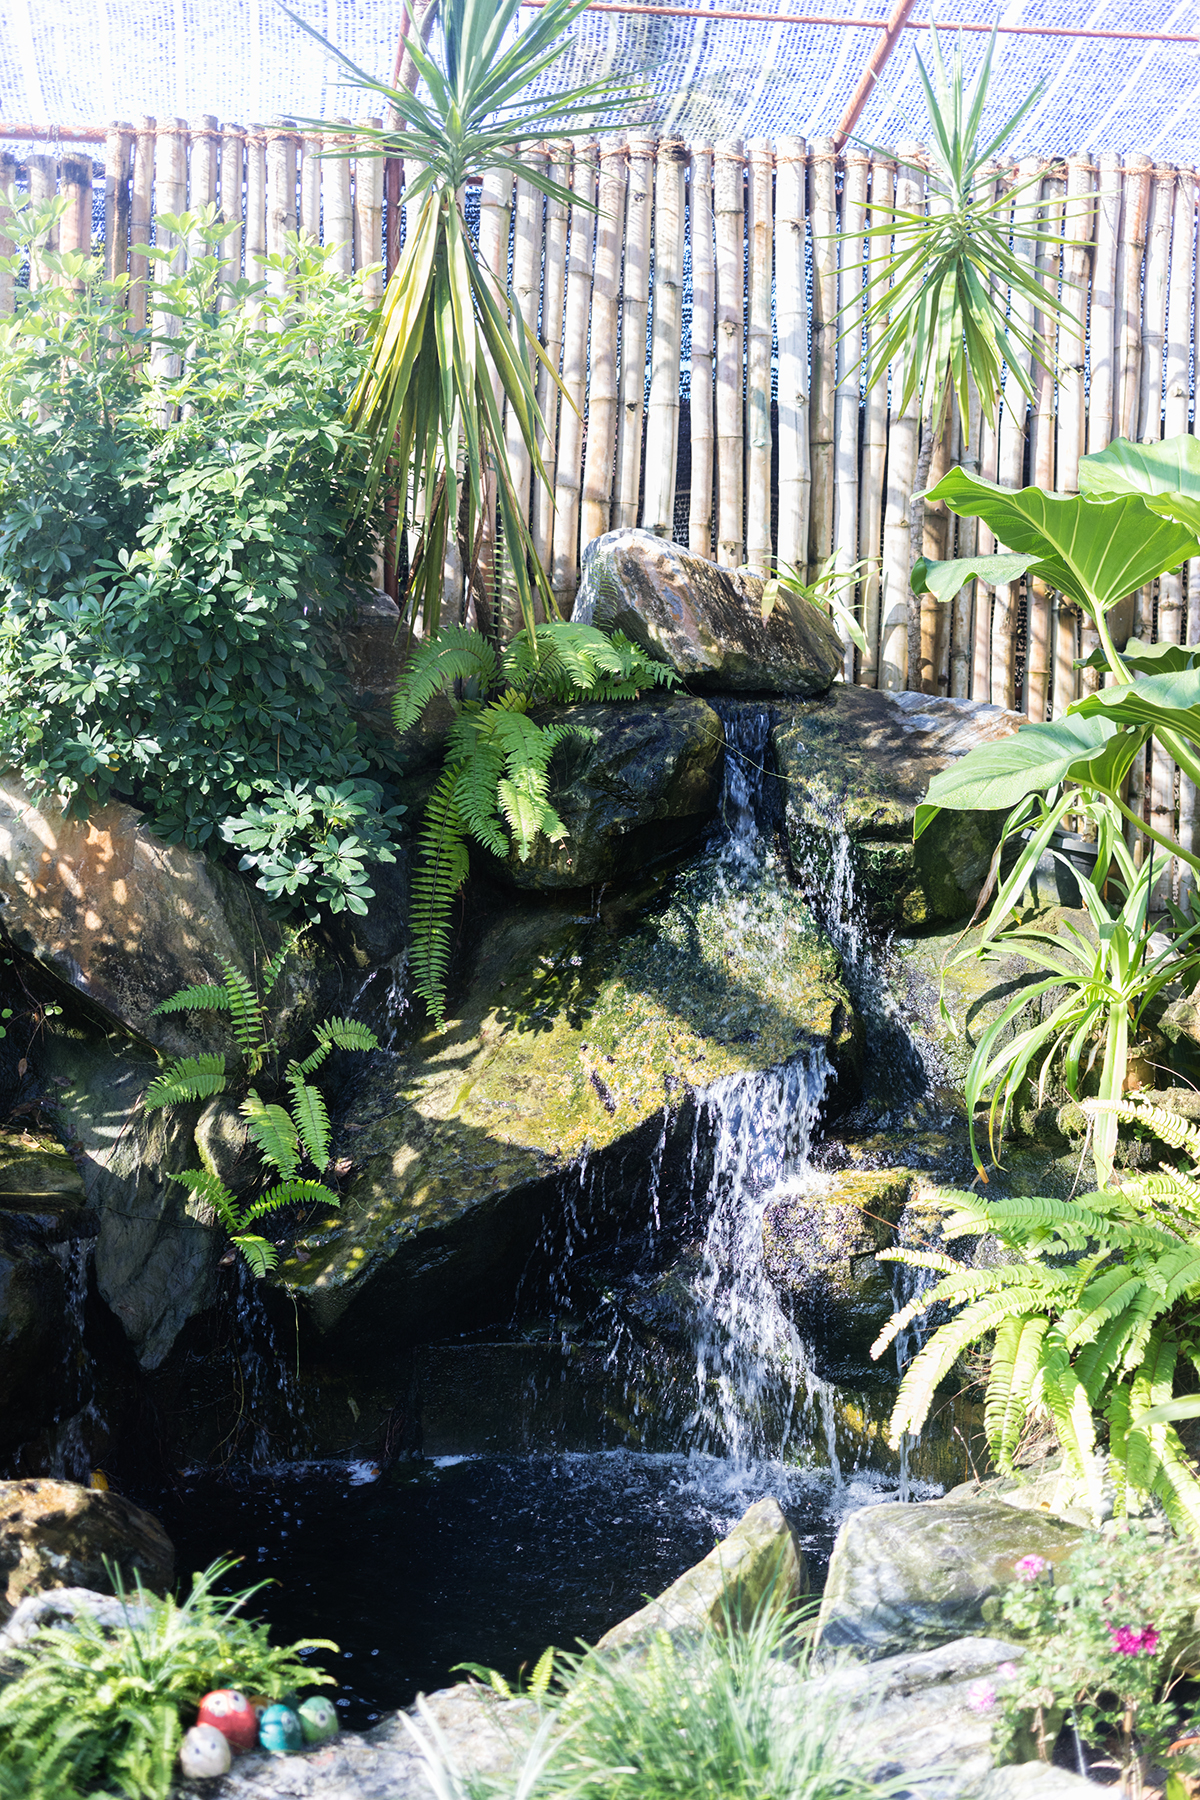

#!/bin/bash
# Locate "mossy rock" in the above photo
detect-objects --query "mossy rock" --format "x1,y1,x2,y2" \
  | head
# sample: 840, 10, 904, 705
280, 849, 860, 1366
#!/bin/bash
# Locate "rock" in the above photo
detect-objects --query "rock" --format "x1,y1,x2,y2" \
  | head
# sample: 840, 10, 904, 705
0, 1478, 173, 1619
816, 1500, 1085, 1659
333, 591, 455, 774
202, 1684, 536, 1799
500, 694, 724, 890
596, 1497, 807, 1652
762, 1167, 913, 1372
775, 687, 1023, 928
281, 836, 859, 1362
976, 1765, 1099, 1800
573, 528, 844, 695
0, 775, 331, 1057
0, 1165, 100, 1462
0, 1129, 83, 1198
0, 1583, 154, 1654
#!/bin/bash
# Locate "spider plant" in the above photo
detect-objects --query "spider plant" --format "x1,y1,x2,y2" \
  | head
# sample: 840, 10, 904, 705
286, 0, 642, 639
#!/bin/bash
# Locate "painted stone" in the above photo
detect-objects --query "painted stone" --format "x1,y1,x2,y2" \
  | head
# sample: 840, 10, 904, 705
179, 1723, 233, 1779
258, 1702, 304, 1755
196, 1688, 258, 1754
297, 1695, 339, 1744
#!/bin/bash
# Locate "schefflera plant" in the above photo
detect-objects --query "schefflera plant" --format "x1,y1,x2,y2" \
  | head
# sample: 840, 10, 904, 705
142, 936, 377, 1274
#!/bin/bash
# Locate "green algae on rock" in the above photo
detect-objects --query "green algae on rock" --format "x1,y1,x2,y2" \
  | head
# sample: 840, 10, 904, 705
280, 849, 860, 1359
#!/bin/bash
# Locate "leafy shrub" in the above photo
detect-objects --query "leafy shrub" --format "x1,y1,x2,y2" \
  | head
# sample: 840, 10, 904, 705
142, 933, 378, 1274
986, 1528, 1200, 1796
394, 621, 678, 1022
0, 1557, 335, 1800
0, 200, 402, 917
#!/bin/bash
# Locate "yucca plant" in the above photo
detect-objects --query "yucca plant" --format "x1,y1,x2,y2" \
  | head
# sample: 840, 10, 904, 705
287, 0, 641, 638
395, 620, 677, 1022
845, 24, 1072, 685
873, 1094, 1200, 1536
143, 933, 378, 1274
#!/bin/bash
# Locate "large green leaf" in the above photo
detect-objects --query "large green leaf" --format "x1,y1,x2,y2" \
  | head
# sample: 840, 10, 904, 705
1077, 637, 1200, 677
913, 713, 1117, 835
1079, 434, 1200, 534
923, 466, 1199, 616
910, 552, 1040, 603
1071, 668, 1200, 750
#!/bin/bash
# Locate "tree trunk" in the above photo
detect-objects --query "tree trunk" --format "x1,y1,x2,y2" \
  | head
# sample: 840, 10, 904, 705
906, 386, 948, 691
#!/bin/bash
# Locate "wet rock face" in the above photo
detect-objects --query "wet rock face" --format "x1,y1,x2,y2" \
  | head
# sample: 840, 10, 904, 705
775, 687, 1023, 928
817, 1499, 1084, 1659
573, 529, 844, 695
0, 1478, 174, 1619
499, 694, 724, 890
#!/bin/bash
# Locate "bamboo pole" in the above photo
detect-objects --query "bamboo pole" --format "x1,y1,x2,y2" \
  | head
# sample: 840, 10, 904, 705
714, 138, 745, 567
808, 136, 838, 578
744, 138, 774, 574
151, 120, 188, 380
835, 146, 868, 676
643, 138, 689, 540
532, 143, 571, 574
951, 371, 981, 699
1116, 152, 1153, 443
128, 118, 155, 334
56, 148, 92, 276
879, 143, 924, 692
103, 127, 135, 288
615, 133, 655, 531
581, 141, 626, 551
1132, 159, 1171, 659
218, 127, 244, 297
992, 159, 1035, 714
300, 133, 321, 243
266, 121, 298, 304
1164, 169, 1196, 444
551, 142, 598, 610
1149, 166, 1186, 902
27, 151, 57, 290
0, 152, 15, 316
1057, 154, 1094, 499
322, 121, 353, 275
972, 168, 1002, 701
475, 164, 514, 633
1086, 151, 1122, 459
505, 150, 547, 611
1026, 166, 1063, 724
923, 396, 954, 695
354, 121, 384, 299
188, 116, 218, 274
246, 125, 268, 299
688, 143, 716, 559
859, 154, 893, 690
775, 137, 809, 581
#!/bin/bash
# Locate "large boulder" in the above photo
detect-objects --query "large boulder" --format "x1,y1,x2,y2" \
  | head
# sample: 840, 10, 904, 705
500, 694, 724, 890
0, 1478, 174, 1619
817, 1499, 1085, 1659
573, 529, 844, 695
775, 687, 1022, 928
597, 1497, 806, 1652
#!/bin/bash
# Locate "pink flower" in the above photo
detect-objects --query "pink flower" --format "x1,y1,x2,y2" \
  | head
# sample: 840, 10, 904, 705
1014, 1555, 1050, 1582
1106, 1623, 1160, 1657
967, 1680, 998, 1713
997, 1663, 1019, 1680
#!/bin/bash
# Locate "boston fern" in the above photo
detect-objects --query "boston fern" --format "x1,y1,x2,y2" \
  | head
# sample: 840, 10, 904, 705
143, 935, 377, 1274
873, 1095, 1200, 1535
396, 621, 678, 1022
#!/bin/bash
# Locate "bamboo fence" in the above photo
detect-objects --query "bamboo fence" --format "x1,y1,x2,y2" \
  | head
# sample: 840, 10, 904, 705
5, 122, 1200, 866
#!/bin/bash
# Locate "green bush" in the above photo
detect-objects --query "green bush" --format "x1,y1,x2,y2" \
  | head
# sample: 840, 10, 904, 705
0, 1557, 335, 1800
0, 199, 403, 917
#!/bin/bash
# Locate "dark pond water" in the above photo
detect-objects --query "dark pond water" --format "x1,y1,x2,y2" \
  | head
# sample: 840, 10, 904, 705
161, 1448, 922, 1728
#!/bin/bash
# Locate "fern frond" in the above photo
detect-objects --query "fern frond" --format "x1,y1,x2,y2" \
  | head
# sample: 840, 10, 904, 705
391, 626, 499, 734
286, 1067, 330, 1171
295, 1016, 380, 1076
870, 1260, 1065, 1361
261, 926, 304, 1000
240, 1178, 340, 1221
986, 1313, 1049, 1472
149, 984, 231, 1017
218, 956, 267, 1061
143, 1053, 228, 1111
411, 765, 470, 1023
1038, 1331, 1102, 1515
888, 1286, 1063, 1446
232, 1233, 278, 1276
168, 1166, 240, 1233
1085, 1096, 1200, 1166
240, 1091, 300, 1180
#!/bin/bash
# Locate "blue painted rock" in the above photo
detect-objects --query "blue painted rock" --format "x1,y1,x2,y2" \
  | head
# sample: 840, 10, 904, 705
179, 1723, 233, 1778
258, 1703, 304, 1755
196, 1689, 258, 1754
298, 1695, 339, 1745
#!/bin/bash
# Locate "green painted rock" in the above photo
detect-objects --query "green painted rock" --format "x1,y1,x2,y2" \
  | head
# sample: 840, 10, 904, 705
597, 1497, 807, 1651
775, 688, 1021, 929
817, 1500, 1085, 1658
280, 851, 859, 1360
573, 529, 844, 695
499, 694, 724, 890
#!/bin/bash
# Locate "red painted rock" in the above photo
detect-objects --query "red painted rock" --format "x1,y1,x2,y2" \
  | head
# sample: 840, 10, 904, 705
196, 1689, 259, 1754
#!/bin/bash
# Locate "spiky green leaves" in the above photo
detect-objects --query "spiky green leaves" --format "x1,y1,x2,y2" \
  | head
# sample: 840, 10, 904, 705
144, 1054, 228, 1111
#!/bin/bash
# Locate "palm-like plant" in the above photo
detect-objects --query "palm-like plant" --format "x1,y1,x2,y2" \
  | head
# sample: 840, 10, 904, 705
847, 25, 1072, 687
288, 0, 641, 638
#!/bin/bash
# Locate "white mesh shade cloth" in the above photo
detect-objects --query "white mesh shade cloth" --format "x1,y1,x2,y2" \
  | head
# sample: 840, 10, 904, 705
3, 0, 1200, 158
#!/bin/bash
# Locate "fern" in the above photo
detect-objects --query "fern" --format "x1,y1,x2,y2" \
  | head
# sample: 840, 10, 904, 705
875, 1103, 1200, 1534
231, 1234, 278, 1277
286, 1067, 330, 1171
143, 1053, 228, 1111
410, 764, 471, 1020
149, 984, 231, 1018
391, 626, 499, 734
218, 955, 269, 1065
169, 1167, 241, 1234
240, 1091, 300, 1180
294, 1015, 380, 1076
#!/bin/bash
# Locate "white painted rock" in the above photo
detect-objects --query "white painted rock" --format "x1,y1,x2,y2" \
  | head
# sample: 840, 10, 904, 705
180, 1723, 234, 1779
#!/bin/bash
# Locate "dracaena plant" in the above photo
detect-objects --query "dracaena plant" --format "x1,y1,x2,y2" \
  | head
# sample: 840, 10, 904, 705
911, 434, 1200, 1184
287, 0, 642, 638
142, 933, 378, 1275
873, 1095, 1200, 1539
